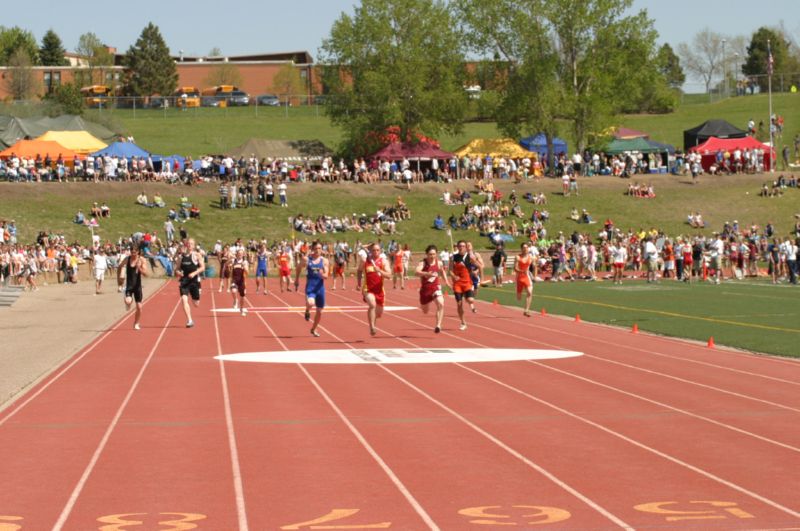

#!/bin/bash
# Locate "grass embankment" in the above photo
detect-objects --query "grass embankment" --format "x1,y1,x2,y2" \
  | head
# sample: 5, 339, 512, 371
478, 280, 800, 359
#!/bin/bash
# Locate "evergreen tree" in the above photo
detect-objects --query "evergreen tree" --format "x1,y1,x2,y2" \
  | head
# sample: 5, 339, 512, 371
743, 27, 794, 92
39, 29, 68, 66
124, 22, 178, 97
48, 83, 85, 115
656, 43, 685, 89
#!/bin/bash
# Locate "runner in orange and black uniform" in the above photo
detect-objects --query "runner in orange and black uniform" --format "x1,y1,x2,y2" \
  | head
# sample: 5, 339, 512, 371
416, 244, 450, 333
362, 242, 391, 336
450, 240, 476, 330
515, 242, 534, 317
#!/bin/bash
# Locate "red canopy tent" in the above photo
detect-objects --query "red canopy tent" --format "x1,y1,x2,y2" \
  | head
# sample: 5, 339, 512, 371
0, 139, 78, 160
370, 141, 453, 161
689, 136, 774, 171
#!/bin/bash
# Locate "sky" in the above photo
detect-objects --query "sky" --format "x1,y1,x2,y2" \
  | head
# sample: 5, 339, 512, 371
7, 0, 800, 92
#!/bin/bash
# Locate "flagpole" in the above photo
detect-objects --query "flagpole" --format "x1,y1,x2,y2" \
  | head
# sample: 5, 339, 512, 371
768, 39, 775, 173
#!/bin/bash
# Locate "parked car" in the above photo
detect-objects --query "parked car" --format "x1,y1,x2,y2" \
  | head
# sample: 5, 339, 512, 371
201, 96, 221, 107
228, 90, 250, 106
256, 94, 280, 106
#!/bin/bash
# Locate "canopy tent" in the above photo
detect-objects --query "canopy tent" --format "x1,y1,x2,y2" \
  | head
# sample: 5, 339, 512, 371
688, 135, 774, 171
92, 141, 152, 159
0, 139, 78, 159
683, 119, 748, 150
37, 130, 107, 155
604, 137, 659, 154
454, 138, 536, 159
152, 154, 186, 172
369, 141, 454, 160
519, 133, 568, 157
227, 139, 331, 162
0, 114, 116, 148
613, 127, 650, 140
645, 139, 676, 154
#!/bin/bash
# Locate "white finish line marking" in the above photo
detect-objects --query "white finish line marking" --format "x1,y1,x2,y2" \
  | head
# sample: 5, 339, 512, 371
212, 305, 416, 314
215, 348, 583, 365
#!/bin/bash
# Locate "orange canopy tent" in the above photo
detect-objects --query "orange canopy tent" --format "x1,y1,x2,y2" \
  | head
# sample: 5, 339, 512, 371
0, 139, 78, 159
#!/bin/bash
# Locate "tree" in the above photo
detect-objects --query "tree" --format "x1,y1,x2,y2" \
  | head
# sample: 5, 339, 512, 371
208, 47, 222, 57
656, 43, 685, 89
74, 32, 114, 86
48, 83, 84, 115
271, 63, 305, 103
319, 0, 467, 156
0, 26, 39, 65
204, 62, 242, 88
677, 28, 728, 93
4, 48, 39, 100
743, 27, 796, 92
123, 23, 178, 97
39, 29, 68, 66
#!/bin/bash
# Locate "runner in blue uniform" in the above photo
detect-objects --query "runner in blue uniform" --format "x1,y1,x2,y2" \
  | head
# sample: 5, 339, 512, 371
295, 241, 329, 337
254, 243, 270, 295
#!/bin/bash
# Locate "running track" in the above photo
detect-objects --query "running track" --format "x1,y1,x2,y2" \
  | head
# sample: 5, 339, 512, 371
1, 278, 799, 530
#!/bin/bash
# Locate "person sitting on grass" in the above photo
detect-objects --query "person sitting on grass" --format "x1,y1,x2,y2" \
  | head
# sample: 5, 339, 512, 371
74, 209, 87, 225
100, 202, 111, 218
189, 204, 200, 218
433, 214, 445, 230
90, 202, 102, 218
137, 191, 151, 207
153, 193, 166, 208
570, 207, 580, 222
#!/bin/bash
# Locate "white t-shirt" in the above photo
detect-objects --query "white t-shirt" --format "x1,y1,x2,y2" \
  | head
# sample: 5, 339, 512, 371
93, 254, 108, 272
611, 246, 628, 264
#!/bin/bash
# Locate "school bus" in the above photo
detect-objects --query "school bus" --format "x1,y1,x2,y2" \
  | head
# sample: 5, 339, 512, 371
201, 85, 239, 107
80, 85, 112, 108
174, 86, 201, 108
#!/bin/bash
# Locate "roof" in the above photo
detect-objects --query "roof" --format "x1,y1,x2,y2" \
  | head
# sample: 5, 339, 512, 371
0, 139, 78, 159
454, 138, 536, 159
228, 139, 331, 161
370, 141, 454, 160
37, 131, 107, 155
688, 136, 772, 153
0, 114, 116, 149
604, 137, 658, 154
92, 141, 152, 159
519, 133, 568, 153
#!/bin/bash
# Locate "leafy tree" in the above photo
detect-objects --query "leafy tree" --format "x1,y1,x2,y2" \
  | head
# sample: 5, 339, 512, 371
39, 29, 68, 66
742, 27, 795, 92
204, 62, 242, 88
4, 48, 39, 100
0, 26, 39, 65
319, 0, 467, 156
123, 23, 178, 97
271, 63, 306, 103
656, 43, 685, 89
74, 32, 114, 86
48, 83, 84, 115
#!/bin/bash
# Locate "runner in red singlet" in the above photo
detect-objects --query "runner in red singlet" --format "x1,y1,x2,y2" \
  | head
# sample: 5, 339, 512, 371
515, 242, 534, 316
362, 242, 391, 336
415, 244, 450, 333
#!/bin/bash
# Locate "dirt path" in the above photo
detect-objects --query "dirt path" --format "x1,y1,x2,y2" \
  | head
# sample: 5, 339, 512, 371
0, 278, 165, 412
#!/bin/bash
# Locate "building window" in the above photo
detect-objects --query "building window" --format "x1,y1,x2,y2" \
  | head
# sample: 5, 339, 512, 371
43, 71, 62, 94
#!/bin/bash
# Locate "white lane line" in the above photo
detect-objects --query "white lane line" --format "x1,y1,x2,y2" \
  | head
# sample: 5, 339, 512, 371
0, 281, 171, 424
322, 289, 632, 530
52, 299, 181, 531
211, 283, 249, 531
345, 288, 800, 520
245, 292, 440, 530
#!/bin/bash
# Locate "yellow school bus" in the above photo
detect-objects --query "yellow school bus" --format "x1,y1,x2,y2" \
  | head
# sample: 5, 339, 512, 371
201, 85, 239, 107
174, 86, 201, 107
80, 85, 112, 108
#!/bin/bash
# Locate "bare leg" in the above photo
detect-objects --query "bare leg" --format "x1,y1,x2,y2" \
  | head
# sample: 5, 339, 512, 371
310, 306, 322, 336
434, 296, 444, 332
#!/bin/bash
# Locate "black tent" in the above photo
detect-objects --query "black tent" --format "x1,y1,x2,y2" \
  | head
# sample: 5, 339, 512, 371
683, 119, 747, 150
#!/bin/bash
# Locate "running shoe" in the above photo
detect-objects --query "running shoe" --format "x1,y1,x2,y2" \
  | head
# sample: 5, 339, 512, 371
186, 320, 195, 328
311, 329, 320, 337
134, 323, 141, 330
434, 326, 441, 334
241, 308, 248, 316
459, 322, 467, 331
471, 307, 477, 313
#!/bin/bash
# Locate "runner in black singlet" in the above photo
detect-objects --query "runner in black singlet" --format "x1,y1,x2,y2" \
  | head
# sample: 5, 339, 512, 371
118, 246, 148, 330
175, 238, 204, 328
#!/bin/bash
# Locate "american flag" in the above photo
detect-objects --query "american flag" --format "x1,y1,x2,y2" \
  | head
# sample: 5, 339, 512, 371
767, 41, 774, 76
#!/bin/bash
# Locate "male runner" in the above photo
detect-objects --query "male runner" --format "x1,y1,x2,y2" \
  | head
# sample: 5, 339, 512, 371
175, 238, 204, 327
362, 242, 391, 336
118, 245, 148, 330
415, 244, 450, 333
230, 248, 249, 316
515, 242, 534, 316
296, 241, 329, 337
277, 245, 293, 292
254, 243, 270, 294
450, 240, 476, 330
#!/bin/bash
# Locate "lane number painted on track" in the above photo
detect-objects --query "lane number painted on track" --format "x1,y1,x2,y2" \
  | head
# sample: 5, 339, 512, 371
96, 512, 206, 530
458, 505, 571, 526
0, 515, 23, 531
216, 348, 583, 365
634, 501, 755, 521
281, 509, 390, 529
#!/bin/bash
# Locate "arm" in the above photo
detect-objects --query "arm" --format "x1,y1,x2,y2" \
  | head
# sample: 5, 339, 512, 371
117, 257, 128, 284
321, 258, 330, 280
414, 260, 429, 279
137, 256, 149, 277
193, 252, 205, 277
380, 259, 392, 279
294, 256, 306, 286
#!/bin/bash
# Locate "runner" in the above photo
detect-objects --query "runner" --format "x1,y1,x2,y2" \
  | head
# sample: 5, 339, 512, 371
277, 245, 293, 292
92, 248, 108, 295
466, 241, 484, 298
174, 238, 204, 327
415, 244, 450, 333
355, 241, 368, 291
296, 240, 329, 337
362, 242, 391, 336
450, 240, 476, 330
515, 242, 534, 316
217, 244, 232, 293
254, 243, 270, 294
118, 245, 148, 330
230, 248, 249, 316
332, 242, 347, 290
391, 244, 406, 289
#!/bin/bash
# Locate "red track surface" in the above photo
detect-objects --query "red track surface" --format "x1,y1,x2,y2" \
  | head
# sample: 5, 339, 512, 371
1, 278, 799, 530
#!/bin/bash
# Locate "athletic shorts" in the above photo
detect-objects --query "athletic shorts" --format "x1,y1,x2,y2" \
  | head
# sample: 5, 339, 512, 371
179, 281, 201, 301
255, 264, 268, 278
232, 278, 246, 297
125, 286, 143, 303
279, 268, 291, 278
364, 288, 385, 307
94, 269, 106, 281
306, 286, 326, 309
453, 289, 475, 302
420, 286, 442, 306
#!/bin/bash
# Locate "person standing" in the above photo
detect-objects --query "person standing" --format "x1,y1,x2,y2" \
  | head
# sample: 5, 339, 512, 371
491, 243, 507, 286
175, 238, 204, 328
230, 248, 249, 316
362, 242, 391, 336
277, 245, 293, 292
118, 246, 148, 330
415, 244, 450, 333
450, 240, 476, 330
254, 243, 270, 294
278, 181, 288, 207
611, 239, 628, 285
93, 248, 108, 295
297, 241, 329, 337
515, 242, 534, 316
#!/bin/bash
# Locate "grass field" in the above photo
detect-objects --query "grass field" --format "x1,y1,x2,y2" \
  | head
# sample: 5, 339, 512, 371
477, 279, 800, 358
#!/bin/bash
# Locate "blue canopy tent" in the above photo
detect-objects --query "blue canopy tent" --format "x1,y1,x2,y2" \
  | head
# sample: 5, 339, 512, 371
91, 141, 152, 159
519, 133, 568, 157
152, 154, 186, 172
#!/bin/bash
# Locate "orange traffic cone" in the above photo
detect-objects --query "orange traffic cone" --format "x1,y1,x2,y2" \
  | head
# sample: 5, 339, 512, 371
540, 307, 547, 316
632, 323, 639, 334
707, 336, 715, 348
575, 314, 581, 323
